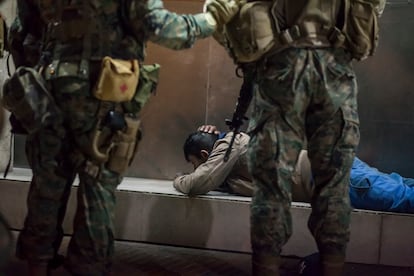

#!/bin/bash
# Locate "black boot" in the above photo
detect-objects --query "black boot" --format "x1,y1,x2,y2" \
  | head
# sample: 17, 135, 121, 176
252, 253, 280, 276
28, 262, 50, 276
321, 254, 345, 276
298, 252, 322, 276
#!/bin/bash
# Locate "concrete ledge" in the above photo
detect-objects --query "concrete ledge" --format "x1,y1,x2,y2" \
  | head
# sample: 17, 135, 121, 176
0, 168, 413, 267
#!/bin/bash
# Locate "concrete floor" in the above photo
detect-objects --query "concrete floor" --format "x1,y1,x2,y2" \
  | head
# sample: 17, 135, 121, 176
2, 232, 414, 276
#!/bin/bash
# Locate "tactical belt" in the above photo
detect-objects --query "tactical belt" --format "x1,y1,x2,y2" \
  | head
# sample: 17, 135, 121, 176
257, 21, 346, 64
277, 21, 345, 49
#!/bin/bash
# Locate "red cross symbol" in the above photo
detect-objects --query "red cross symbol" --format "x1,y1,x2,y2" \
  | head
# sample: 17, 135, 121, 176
120, 83, 128, 93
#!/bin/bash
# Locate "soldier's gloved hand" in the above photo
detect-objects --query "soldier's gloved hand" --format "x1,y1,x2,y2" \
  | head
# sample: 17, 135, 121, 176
376, 0, 386, 17
204, 0, 240, 27
198, 125, 220, 134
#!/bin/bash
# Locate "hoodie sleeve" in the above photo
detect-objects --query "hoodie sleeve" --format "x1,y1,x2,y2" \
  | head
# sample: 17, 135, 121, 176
173, 132, 243, 196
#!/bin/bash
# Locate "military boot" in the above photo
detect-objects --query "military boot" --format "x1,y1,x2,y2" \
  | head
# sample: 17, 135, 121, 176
321, 254, 345, 276
252, 253, 280, 276
28, 262, 50, 276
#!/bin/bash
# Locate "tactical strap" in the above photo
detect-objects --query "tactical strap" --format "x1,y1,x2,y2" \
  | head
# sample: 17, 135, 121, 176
268, 0, 346, 54
277, 21, 345, 48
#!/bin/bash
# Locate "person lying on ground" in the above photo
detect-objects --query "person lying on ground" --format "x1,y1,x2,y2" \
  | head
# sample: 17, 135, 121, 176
174, 125, 414, 213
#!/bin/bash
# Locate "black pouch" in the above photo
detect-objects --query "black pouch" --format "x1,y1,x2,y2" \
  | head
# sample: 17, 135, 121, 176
1, 66, 61, 134
9, 113, 27, 134
106, 116, 142, 175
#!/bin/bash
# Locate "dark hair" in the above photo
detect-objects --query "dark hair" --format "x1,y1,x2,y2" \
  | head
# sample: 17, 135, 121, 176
183, 132, 219, 161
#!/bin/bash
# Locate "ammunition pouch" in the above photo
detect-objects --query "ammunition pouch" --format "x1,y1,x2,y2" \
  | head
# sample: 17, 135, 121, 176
106, 116, 141, 175
89, 111, 141, 175
122, 63, 161, 114
1, 67, 61, 134
224, 1, 276, 63
93, 57, 140, 102
344, 0, 380, 60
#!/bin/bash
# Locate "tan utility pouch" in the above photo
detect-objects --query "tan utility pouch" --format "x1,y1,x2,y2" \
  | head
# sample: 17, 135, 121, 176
224, 1, 275, 63
107, 116, 142, 175
93, 57, 139, 102
345, 0, 380, 60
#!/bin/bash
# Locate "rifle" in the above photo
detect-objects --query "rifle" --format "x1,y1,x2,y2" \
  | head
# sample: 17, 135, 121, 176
223, 65, 254, 162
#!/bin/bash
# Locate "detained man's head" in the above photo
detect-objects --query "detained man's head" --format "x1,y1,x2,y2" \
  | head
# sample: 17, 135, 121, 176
183, 131, 219, 169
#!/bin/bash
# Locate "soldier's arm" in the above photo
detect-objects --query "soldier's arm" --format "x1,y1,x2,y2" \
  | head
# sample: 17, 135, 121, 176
124, 0, 216, 50
125, 0, 240, 50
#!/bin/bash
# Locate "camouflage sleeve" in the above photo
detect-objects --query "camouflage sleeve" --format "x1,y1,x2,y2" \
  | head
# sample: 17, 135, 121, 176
10, 0, 43, 67
125, 0, 216, 50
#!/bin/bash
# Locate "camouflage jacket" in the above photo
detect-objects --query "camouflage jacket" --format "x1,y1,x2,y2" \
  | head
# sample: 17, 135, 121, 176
11, 0, 216, 67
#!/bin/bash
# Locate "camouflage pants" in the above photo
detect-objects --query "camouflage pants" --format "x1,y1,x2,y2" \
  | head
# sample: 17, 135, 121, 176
247, 48, 360, 258
16, 77, 122, 276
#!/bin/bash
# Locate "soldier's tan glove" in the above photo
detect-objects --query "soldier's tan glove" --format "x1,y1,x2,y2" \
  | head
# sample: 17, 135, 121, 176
204, 0, 240, 27
376, 0, 386, 17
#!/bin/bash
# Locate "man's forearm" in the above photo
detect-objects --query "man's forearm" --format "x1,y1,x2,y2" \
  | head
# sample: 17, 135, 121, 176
173, 173, 217, 196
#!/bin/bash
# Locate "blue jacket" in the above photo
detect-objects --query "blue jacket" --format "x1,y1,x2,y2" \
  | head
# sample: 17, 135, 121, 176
349, 157, 414, 213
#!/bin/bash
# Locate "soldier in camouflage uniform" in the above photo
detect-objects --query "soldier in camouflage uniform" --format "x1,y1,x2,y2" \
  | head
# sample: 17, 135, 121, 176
213, 0, 385, 275
8, 0, 240, 275
0, 2, 13, 271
